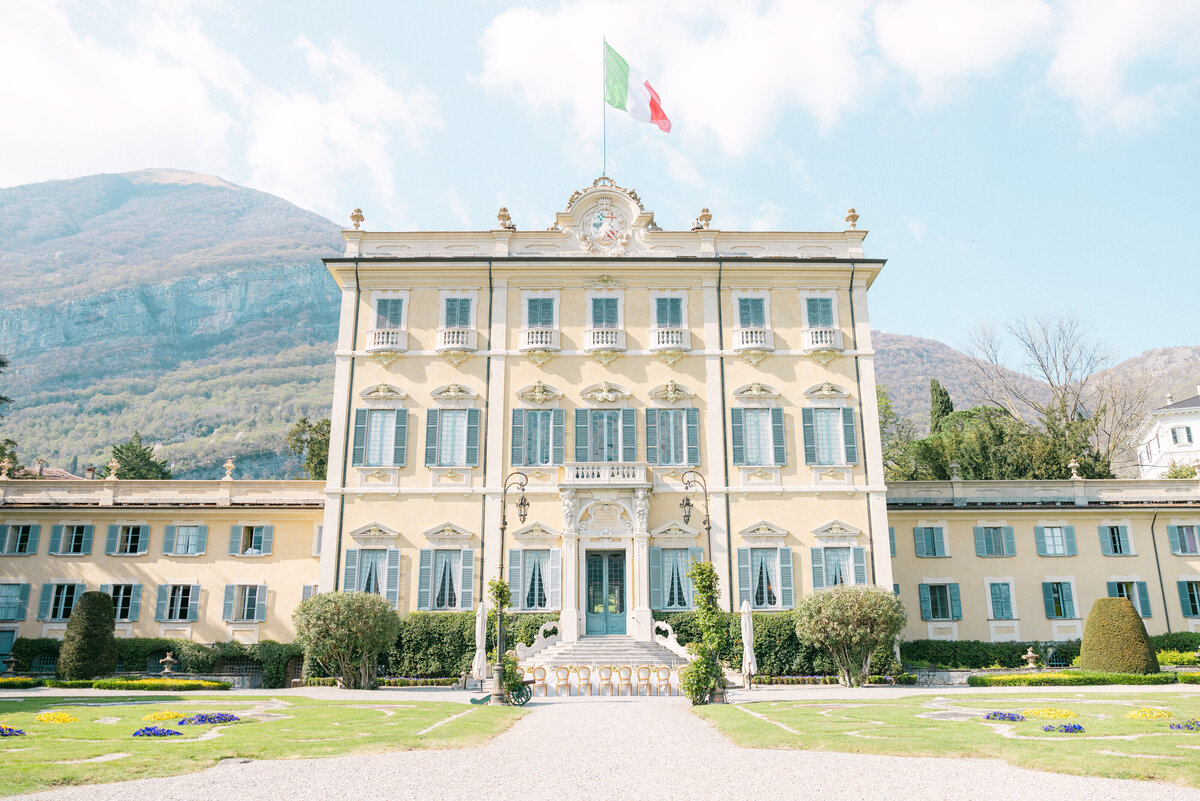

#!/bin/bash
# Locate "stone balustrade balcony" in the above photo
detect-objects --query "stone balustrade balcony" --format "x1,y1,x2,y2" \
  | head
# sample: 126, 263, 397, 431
366, 328, 408, 354
584, 327, 626, 352
436, 327, 478, 352
519, 327, 561, 352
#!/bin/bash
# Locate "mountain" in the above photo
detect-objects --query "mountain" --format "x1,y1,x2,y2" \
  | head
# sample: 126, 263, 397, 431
0, 170, 343, 478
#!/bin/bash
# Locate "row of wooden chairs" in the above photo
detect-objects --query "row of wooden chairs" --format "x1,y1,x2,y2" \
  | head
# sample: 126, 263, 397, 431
522, 664, 676, 696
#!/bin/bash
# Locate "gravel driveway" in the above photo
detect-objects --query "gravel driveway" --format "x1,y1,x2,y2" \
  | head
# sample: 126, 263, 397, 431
16, 695, 1200, 801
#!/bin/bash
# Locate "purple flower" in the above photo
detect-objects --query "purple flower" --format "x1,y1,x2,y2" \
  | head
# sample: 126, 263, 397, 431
178, 713, 240, 725
985, 712, 1025, 722
132, 726, 182, 737
1042, 723, 1084, 733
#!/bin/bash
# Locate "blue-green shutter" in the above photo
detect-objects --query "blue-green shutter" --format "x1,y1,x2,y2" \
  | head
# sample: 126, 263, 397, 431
685, 408, 700, 466
385, 549, 401, 609
852, 547, 867, 585
1106, 581, 1119, 599
511, 409, 525, 466
948, 583, 962, 620
106, 525, 119, 555
687, 547, 704, 608
459, 548, 475, 609
508, 549, 522, 609
128, 585, 141, 621
229, 525, 242, 555
801, 408, 816, 464
1136, 581, 1151, 618
1118, 526, 1130, 554
222, 585, 236, 621
990, 583, 1011, 619
0, 525, 7, 553
549, 548, 562, 609
649, 547, 663, 609
36, 584, 52, 621
186, 584, 201, 622
1180, 582, 1199, 617
889, 527, 896, 557
918, 584, 932, 620
26, 525, 40, 554
810, 547, 826, 590
1002, 526, 1015, 556
100, 583, 111, 596
15, 584, 30, 620
770, 407, 786, 466
730, 408, 746, 465
260, 526, 274, 555
974, 527, 986, 556
574, 409, 590, 462
807, 296, 833, 327
424, 409, 440, 466
417, 549, 433, 610
1061, 583, 1075, 618
1063, 526, 1076, 556
1098, 526, 1114, 556
301, 585, 316, 601
621, 408, 637, 462
195, 526, 207, 554
352, 409, 368, 466
1042, 582, 1056, 618
254, 585, 268, 622
914, 527, 928, 558
779, 547, 794, 609
136, 525, 148, 554
737, 548, 751, 606
155, 585, 169, 622
645, 410, 659, 465
80, 525, 94, 554
841, 408, 858, 464
49, 525, 62, 555
464, 409, 481, 467
163, 525, 176, 555
342, 549, 359, 592
393, 409, 409, 466
1034, 526, 1047, 556
551, 408, 565, 465
933, 528, 945, 556
1168, 525, 1181, 554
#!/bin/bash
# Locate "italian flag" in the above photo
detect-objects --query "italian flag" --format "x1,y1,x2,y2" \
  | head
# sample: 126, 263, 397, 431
604, 43, 671, 133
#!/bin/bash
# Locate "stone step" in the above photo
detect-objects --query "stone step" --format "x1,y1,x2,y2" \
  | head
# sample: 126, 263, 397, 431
525, 636, 688, 667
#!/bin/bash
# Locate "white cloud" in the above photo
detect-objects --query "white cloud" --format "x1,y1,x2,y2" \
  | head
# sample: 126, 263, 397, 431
750, 201, 783, 231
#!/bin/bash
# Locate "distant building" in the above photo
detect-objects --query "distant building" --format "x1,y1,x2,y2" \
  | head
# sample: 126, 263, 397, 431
1136, 389, 1200, 477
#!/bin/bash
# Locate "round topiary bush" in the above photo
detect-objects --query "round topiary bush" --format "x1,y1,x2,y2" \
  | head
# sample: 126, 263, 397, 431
57, 591, 117, 680
1079, 597, 1159, 675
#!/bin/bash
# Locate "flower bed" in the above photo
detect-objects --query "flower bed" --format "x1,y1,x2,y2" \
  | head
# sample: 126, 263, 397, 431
92, 678, 231, 691
142, 710, 186, 722
0, 677, 41, 689
968, 671, 1178, 687
1178, 673, 1200, 684
1021, 708, 1077, 719
1043, 723, 1085, 733
1157, 650, 1199, 666
0, 724, 26, 737
132, 726, 182, 737
178, 713, 240, 725
1169, 719, 1200, 731
35, 712, 78, 724
984, 711, 1025, 721
1128, 707, 1172, 720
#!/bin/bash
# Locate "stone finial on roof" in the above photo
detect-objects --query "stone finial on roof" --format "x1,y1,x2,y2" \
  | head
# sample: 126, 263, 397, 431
497, 207, 516, 230
0, 458, 10, 479
223, 458, 236, 479
691, 208, 711, 231
845, 208, 859, 229
350, 208, 364, 230
1167, 393, 1174, 405
1068, 459, 1081, 479
106, 458, 120, 480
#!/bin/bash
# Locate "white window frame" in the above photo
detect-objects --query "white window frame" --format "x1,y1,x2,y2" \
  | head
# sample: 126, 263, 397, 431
984, 577, 1018, 620
234, 585, 259, 622
171, 523, 204, 556
432, 548, 463, 611
58, 523, 89, 555
798, 288, 840, 329
521, 289, 560, 330
925, 583, 954, 621
748, 546, 782, 611
114, 523, 148, 556
585, 288, 625, 330
363, 408, 401, 467
1173, 520, 1200, 555
233, 522, 269, 557
439, 289, 479, 331
3, 522, 37, 555
110, 583, 136, 621
648, 289, 688, 330
372, 289, 410, 330
49, 583, 80, 621
521, 548, 552, 611
165, 584, 193, 621
1172, 425, 1194, 445
917, 519, 951, 557
731, 288, 771, 330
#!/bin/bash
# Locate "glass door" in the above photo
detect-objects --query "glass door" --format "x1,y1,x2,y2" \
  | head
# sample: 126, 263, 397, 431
585, 550, 626, 635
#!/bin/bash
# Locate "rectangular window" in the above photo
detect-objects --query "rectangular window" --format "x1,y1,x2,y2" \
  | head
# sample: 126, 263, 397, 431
522, 409, 554, 467
655, 296, 682, 328
116, 525, 145, 555
444, 298, 471, 329
437, 409, 468, 466
0, 585, 24, 620
812, 408, 844, 465
1174, 526, 1200, 555
591, 297, 619, 328
1182, 581, 1200, 618
738, 297, 765, 328
62, 525, 88, 554
166, 585, 192, 621
236, 585, 259, 622
432, 549, 462, 610
174, 525, 201, 555
588, 409, 622, 462
527, 297, 555, 328
655, 409, 688, 466
365, 409, 397, 467
989, 583, 1014, 619
522, 550, 550, 610
806, 296, 833, 328
927, 585, 951, 620
822, 547, 852, 586
1172, 426, 1194, 445
915, 526, 947, 557
1042, 526, 1067, 556
357, 549, 387, 594
1104, 525, 1128, 556
661, 549, 691, 610
0, 630, 13, 659
742, 408, 774, 466
237, 526, 265, 555
977, 526, 1010, 556
1044, 581, 1075, 619
5, 525, 36, 554
111, 584, 136, 621
376, 297, 404, 329
749, 548, 779, 609
50, 584, 79, 620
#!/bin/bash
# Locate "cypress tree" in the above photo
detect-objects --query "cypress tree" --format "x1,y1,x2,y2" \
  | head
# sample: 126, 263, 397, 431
929, 379, 954, 434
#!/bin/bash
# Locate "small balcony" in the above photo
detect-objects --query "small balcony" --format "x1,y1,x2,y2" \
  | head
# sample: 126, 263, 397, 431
801, 327, 843, 353
560, 462, 650, 487
733, 327, 774, 352
366, 328, 409, 354
519, 327, 561, 352
584, 327, 626, 352
436, 327, 478, 352
650, 327, 690, 352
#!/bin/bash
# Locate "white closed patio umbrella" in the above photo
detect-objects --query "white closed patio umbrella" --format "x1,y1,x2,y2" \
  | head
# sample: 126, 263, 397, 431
740, 599, 757, 689
471, 602, 488, 685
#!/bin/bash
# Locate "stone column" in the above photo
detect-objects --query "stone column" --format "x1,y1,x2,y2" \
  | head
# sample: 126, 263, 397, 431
559, 490, 580, 642
631, 488, 652, 641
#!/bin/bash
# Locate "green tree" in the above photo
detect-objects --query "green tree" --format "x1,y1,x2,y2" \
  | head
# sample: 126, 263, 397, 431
0, 355, 11, 411
293, 591, 400, 689
99, 431, 172, 480
878, 384, 918, 481
57, 591, 118, 680
0, 355, 22, 478
1079, 597, 1159, 675
929, 379, 954, 433
286, 417, 330, 480
678, 560, 729, 704
795, 585, 907, 687
1165, 462, 1199, 479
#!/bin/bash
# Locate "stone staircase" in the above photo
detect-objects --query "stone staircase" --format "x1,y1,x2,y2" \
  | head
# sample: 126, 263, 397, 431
524, 636, 689, 668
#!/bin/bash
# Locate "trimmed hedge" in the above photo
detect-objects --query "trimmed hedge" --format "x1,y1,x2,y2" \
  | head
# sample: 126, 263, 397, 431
42, 679, 96, 688
1157, 650, 1199, 666
382, 611, 559, 679
900, 639, 1080, 669
968, 671, 1178, 687
57, 591, 118, 680
378, 677, 457, 687
1079, 597, 1159, 674
92, 678, 231, 691
1179, 672, 1200, 684
1150, 632, 1200, 652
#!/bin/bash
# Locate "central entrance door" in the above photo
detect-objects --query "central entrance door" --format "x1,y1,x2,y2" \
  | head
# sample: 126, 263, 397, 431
585, 550, 626, 635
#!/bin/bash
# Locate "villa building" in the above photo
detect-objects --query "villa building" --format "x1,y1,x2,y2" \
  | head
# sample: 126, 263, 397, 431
1136, 390, 1200, 478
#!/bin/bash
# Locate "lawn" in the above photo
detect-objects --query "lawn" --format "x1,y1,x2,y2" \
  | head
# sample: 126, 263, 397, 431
696, 691, 1200, 788
0, 694, 524, 796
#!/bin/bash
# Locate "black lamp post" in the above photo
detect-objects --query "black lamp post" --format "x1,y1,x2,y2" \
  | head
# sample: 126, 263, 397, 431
680, 470, 713, 557
492, 470, 528, 705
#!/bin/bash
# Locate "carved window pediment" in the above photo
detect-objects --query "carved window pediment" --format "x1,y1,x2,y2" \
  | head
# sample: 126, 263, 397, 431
432, 383, 478, 402
512, 521, 562, 543
804, 382, 850, 400
517, 381, 563, 405
422, 522, 474, 547
650, 520, 700, 546
349, 522, 400, 542
738, 520, 788, 544
580, 381, 631, 404
649, 380, 695, 405
359, 384, 407, 407
811, 519, 863, 543
733, 382, 779, 404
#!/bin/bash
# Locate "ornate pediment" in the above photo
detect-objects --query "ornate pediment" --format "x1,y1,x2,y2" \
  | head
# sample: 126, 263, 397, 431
811, 519, 863, 541
423, 522, 474, 547
553, 178, 658, 258
348, 522, 400, 542
650, 520, 700, 545
804, 382, 849, 399
649, 381, 694, 404
512, 521, 562, 543
359, 383, 407, 405
738, 520, 788, 544
517, 381, 563, 405
733, 382, 779, 401
580, 381, 631, 404
432, 383, 478, 402
584, 274, 624, 289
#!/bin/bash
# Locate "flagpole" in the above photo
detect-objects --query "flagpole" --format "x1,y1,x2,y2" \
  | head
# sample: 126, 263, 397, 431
601, 36, 607, 177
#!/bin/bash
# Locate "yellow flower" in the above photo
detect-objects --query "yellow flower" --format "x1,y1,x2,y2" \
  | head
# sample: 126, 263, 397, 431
35, 712, 79, 724
142, 710, 185, 721
1127, 707, 1172, 720
1021, 708, 1077, 719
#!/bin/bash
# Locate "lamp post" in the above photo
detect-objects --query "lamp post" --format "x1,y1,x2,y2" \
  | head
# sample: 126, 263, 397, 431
679, 470, 713, 557
492, 470, 529, 705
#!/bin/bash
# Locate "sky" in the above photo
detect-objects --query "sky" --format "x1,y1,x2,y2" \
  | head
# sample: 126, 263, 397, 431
2, 0, 1198, 361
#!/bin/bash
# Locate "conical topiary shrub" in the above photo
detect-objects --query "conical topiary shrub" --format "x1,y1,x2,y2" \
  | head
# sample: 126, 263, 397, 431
1078, 597, 1159, 674
57, 591, 118, 680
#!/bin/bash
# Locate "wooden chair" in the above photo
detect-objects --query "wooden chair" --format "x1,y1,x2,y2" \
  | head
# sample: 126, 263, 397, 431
635, 665, 653, 696
655, 665, 673, 696
576, 665, 593, 696
597, 665, 615, 696
532, 665, 548, 696
617, 665, 634, 697
554, 665, 572, 697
